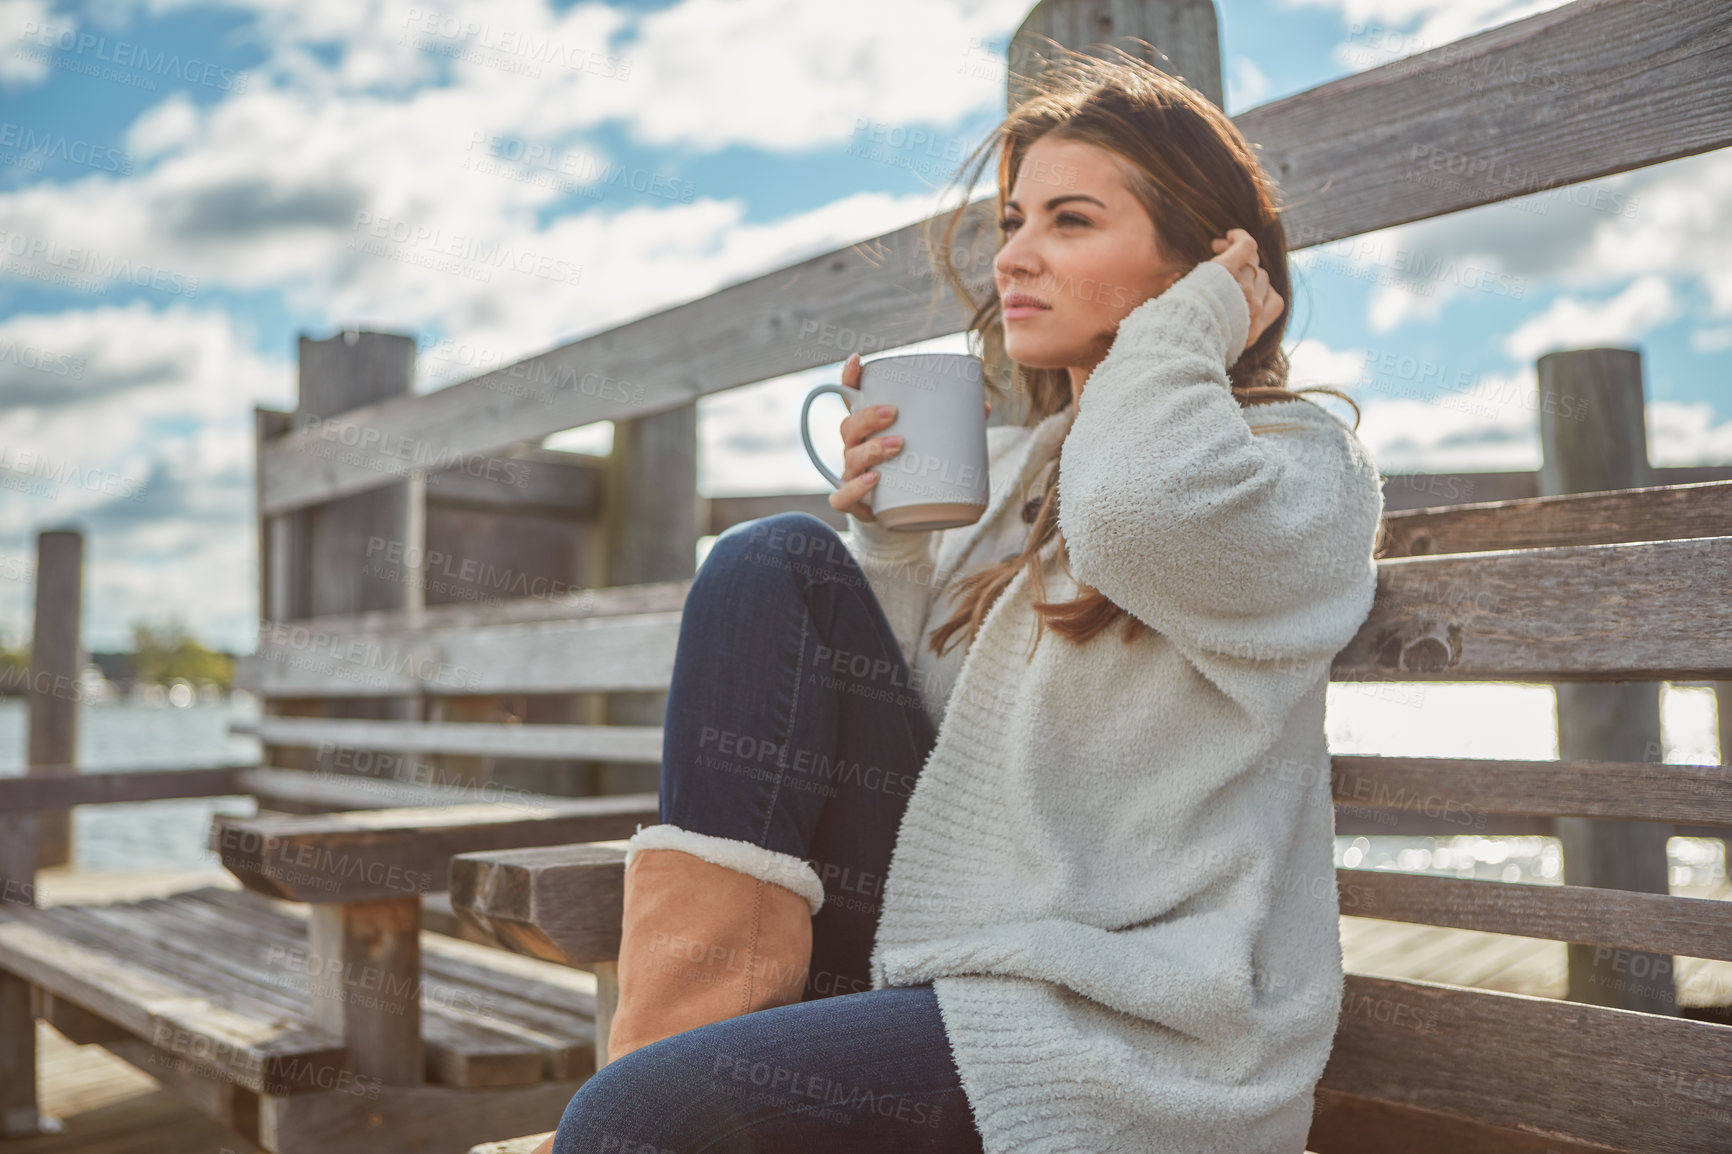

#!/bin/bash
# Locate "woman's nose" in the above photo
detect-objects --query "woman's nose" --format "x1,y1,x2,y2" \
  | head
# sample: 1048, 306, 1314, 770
994, 238, 1036, 281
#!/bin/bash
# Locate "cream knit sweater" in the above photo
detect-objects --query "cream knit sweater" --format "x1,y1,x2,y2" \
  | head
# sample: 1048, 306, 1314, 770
842, 259, 1385, 1153
626, 259, 1384, 1150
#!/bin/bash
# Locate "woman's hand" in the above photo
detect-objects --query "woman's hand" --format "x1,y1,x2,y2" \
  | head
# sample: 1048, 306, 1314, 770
1209, 228, 1284, 360
827, 352, 991, 522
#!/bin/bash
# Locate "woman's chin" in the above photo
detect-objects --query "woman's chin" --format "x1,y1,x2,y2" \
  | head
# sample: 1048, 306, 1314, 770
1003, 340, 1078, 372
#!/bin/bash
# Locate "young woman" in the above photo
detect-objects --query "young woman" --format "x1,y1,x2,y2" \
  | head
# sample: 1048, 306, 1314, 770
544, 44, 1384, 1154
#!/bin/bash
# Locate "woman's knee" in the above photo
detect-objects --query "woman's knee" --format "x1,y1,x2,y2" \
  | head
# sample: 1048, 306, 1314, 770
705, 512, 850, 578
551, 1048, 686, 1154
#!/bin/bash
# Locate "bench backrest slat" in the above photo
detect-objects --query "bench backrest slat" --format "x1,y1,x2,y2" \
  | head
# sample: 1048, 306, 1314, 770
1333, 535, 1732, 682
1332, 755, 1732, 827
1336, 869, 1732, 963
240, 718, 662, 765
1379, 479, 1732, 558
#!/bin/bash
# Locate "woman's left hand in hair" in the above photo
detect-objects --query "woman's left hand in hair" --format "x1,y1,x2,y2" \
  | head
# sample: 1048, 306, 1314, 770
1209, 228, 1284, 359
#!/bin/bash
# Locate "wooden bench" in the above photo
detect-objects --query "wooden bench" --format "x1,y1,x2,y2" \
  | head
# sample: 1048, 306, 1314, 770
440, 478, 1732, 1153
0, 764, 656, 1152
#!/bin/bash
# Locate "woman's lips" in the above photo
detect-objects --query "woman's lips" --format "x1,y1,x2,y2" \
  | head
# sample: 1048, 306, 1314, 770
1002, 293, 1052, 321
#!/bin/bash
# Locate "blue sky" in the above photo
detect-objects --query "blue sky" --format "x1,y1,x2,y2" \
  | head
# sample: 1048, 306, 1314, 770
0, 0, 1727, 652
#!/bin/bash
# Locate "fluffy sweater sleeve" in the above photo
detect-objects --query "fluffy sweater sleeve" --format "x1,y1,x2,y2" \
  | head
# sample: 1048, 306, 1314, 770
1057, 259, 1384, 669
841, 510, 943, 676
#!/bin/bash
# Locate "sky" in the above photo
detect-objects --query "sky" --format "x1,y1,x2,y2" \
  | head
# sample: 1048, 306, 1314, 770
0, 0, 1728, 653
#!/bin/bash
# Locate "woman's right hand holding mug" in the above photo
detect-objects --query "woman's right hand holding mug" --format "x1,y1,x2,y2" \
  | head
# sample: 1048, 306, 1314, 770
828, 352, 992, 522
829, 352, 902, 521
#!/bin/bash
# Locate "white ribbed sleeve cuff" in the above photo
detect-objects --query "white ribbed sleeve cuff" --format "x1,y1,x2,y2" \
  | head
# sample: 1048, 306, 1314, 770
1116, 258, 1252, 371
625, 823, 826, 916
845, 510, 933, 556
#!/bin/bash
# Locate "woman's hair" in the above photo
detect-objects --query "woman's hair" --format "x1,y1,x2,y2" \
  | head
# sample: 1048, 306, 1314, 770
920, 40, 1360, 661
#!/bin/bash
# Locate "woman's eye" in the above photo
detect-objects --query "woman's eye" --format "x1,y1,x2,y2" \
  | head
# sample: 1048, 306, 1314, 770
997, 214, 1088, 233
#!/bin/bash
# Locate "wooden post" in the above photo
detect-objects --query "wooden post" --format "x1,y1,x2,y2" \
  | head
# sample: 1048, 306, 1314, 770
1, 528, 79, 1137
0, 809, 37, 1136
28, 529, 82, 870
598, 406, 697, 795
1008, 0, 1224, 112
308, 898, 423, 1085
0, 972, 36, 1137
269, 331, 422, 777
592, 962, 618, 1069
295, 331, 422, 622
1538, 347, 1676, 1014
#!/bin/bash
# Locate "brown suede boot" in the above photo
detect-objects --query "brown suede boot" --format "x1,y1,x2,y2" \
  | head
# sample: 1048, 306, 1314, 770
606, 824, 825, 1063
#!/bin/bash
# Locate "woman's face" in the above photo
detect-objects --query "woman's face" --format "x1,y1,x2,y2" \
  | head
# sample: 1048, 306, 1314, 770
993, 135, 1182, 393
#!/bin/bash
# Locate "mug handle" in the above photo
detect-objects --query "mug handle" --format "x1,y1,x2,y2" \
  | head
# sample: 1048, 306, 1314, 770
800, 382, 852, 489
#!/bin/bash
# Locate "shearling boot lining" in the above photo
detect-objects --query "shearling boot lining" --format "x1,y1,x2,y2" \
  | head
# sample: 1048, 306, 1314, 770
625, 822, 826, 916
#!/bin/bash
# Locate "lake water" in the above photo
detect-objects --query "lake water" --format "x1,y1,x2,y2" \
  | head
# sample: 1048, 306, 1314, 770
0, 696, 263, 870
0, 684, 1723, 888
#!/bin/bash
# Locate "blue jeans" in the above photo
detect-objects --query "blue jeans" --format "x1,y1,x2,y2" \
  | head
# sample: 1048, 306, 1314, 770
552, 512, 985, 1153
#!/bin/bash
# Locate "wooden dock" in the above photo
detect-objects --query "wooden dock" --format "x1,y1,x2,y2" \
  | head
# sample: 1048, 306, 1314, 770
11, 865, 1730, 1153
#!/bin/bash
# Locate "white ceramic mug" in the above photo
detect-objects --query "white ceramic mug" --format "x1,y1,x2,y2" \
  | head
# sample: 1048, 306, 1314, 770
800, 353, 990, 531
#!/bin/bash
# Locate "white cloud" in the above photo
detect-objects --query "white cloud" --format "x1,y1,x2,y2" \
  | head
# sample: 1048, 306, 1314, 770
1691, 326, 1732, 354
1289, 148, 1732, 344
0, 303, 292, 649
1278, 0, 1574, 74
1647, 400, 1732, 469
1502, 274, 1679, 363
1226, 55, 1270, 114
0, 0, 66, 88
1350, 386, 1732, 475
126, 92, 202, 158
123, 0, 1027, 150
4, 0, 1724, 655
1283, 335, 1732, 475
618, 0, 1027, 150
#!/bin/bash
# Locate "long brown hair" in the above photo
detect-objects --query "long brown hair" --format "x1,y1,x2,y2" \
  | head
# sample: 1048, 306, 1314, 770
922, 41, 1360, 661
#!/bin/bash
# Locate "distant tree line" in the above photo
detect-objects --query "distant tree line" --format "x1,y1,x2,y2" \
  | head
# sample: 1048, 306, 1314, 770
0, 617, 235, 697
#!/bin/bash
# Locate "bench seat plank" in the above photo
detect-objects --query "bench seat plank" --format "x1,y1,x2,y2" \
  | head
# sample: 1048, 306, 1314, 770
2, 887, 604, 1092
181, 887, 600, 1071
42, 897, 551, 1090
164, 887, 600, 1083
0, 904, 346, 1094
450, 844, 628, 967
212, 792, 658, 902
